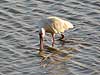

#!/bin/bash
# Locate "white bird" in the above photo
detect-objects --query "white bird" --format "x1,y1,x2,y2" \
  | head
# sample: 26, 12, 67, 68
39, 16, 74, 50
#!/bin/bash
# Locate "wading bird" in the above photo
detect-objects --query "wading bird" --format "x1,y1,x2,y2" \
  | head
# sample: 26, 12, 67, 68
39, 16, 74, 50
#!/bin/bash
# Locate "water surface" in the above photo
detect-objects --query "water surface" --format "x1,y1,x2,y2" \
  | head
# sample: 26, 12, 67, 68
0, 0, 100, 75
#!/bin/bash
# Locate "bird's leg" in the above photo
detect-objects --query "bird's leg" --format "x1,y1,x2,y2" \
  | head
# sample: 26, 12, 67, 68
60, 33, 64, 40
51, 33, 55, 47
39, 32, 44, 50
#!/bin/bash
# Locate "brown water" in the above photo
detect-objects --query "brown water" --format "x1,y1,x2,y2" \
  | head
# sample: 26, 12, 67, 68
0, 0, 100, 75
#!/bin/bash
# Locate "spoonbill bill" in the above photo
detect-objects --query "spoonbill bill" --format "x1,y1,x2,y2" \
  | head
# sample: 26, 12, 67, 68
39, 16, 74, 50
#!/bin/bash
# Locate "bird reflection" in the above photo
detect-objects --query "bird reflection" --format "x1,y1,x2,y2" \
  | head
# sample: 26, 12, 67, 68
38, 45, 74, 67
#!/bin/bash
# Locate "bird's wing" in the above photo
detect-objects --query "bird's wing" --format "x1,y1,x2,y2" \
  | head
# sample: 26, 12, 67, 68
64, 21, 74, 29
51, 19, 65, 33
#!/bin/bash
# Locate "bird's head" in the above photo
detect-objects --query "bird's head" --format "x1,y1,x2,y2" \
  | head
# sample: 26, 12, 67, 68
39, 28, 45, 38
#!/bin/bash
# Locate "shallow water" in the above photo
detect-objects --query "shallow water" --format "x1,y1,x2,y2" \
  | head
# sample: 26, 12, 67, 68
0, 0, 100, 75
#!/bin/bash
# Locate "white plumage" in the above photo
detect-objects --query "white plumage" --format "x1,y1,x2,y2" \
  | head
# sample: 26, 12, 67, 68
39, 16, 73, 33
39, 16, 74, 50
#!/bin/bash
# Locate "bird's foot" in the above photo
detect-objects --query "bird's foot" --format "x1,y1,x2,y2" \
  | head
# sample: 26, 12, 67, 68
58, 34, 65, 41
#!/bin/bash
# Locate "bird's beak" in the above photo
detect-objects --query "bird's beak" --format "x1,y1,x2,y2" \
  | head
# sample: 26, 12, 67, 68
39, 32, 44, 50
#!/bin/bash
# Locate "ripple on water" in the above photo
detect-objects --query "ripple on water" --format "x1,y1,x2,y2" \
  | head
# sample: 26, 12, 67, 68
91, 1, 100, 7
36, 0, 54, 4
0, 0, 8, 3
3, 7, 23, 14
